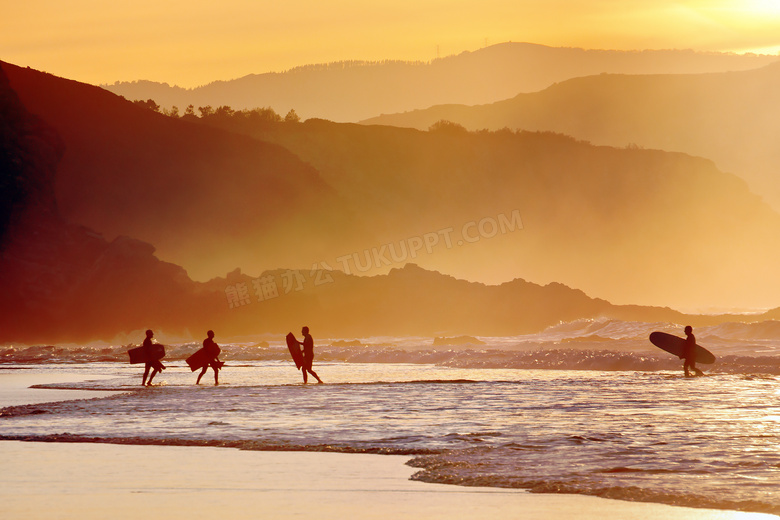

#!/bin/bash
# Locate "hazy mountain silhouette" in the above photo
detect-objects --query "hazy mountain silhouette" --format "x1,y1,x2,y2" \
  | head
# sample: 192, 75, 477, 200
213, 263, 701, 339
7, 61, 780, 311
0, 67, 702, 343
363, 62, 780, 211
8, 63, 780, 343
200, 117, 780, 310
1, 61, 358, 281
102, 42, 778, 122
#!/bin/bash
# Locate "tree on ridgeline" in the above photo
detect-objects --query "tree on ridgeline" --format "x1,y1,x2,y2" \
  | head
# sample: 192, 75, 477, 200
428, 119, 468, 134
182, 104, 197, 121
130, 99, 300, 131
133, 99, 160, 112
284, 109, 301, 123
214, 105, 235, 119
193, 105, 287, 133
244, 107, 282, 124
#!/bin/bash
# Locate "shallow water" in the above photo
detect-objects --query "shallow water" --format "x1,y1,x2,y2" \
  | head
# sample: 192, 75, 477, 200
2, 360, 779, 515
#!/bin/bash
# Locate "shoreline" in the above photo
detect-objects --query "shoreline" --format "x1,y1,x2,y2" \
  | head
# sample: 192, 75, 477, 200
0, 368, 121, 407
1, 369, 778, 519
2, 440, 776, 520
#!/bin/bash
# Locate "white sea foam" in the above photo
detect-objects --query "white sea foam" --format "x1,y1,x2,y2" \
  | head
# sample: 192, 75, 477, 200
3, 318, 780, 373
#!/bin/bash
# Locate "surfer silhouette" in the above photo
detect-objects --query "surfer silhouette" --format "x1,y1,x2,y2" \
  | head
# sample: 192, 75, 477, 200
297, 326, 323, 384
196, 330, 223, 385
141, 329, 165, 386
683, 325, 703, 377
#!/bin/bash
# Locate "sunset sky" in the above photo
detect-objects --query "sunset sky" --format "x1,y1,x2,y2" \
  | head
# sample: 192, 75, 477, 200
3, 0, 780, 87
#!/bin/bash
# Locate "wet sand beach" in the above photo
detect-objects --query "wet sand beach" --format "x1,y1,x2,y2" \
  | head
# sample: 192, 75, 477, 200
3, 441, 777, 520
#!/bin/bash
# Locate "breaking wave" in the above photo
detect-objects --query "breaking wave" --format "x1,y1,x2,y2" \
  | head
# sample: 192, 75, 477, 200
3, 317, 780, 374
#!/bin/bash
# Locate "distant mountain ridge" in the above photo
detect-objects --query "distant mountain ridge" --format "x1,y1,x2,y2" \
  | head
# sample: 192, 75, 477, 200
102, 42, 779, 122
199, 116, 780, 310
362, 61, 780, 211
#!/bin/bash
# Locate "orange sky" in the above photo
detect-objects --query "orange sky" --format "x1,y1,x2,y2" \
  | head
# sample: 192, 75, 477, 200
2, 1, 779, 87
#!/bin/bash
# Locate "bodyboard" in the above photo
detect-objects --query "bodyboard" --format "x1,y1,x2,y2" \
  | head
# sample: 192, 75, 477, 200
128, 344, 165, 364
649, 332, 716, 364
186, 346, 223, 372
286, 332, 303, 369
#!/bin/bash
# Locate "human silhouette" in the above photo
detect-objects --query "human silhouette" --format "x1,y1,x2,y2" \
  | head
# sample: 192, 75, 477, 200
141, 329, 165, 386
683, 325, 703, 377
196, 330, 223, 385
297, 326, 323, 384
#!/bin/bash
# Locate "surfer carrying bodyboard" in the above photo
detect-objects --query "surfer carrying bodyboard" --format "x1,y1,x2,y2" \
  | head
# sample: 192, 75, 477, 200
136, 329, 165, 386
194, 330, 223, 385
292, 326, 323, 384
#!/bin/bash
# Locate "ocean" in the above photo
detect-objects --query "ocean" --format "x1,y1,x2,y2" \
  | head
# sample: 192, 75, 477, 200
2, 319, 779, 515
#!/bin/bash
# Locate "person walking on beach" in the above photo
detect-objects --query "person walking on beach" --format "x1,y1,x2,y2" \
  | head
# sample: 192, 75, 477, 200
196, 330, 223, 385
142, 329, 165, 386
683, 325, 703, 377
297, 326, 323, 384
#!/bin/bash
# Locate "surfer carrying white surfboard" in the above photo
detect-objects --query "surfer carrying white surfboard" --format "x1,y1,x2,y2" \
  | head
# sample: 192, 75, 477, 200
297, 326, 323, 384
683, 326, 703, 377
141, 329, 165, 386
196, 330, 223, 385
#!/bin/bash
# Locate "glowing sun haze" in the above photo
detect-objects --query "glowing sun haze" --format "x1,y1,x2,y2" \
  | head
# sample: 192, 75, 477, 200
2, 0, 779, 87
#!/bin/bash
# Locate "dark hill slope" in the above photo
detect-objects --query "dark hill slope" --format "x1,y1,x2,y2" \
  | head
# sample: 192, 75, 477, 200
1, 61, 352, 280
